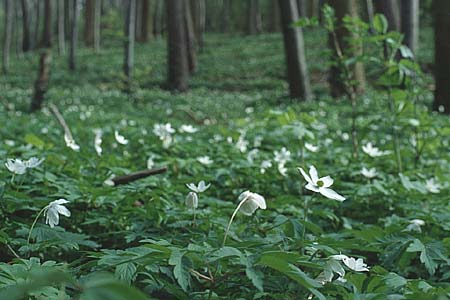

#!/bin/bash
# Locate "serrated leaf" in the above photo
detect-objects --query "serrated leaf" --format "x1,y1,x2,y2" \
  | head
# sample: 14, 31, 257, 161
115, 262, 136, 283
168, 249, 191, 291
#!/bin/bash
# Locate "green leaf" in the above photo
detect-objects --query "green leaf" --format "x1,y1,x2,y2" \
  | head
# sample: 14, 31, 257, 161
24, 134, 45, 149
258, 251, 321, 289
115, 263, 136, 284
406, 239, 438, 275
168, 249, 191, 292
373, 14, 388, 34
81, 273, 147, 300
208, 246, 242, 263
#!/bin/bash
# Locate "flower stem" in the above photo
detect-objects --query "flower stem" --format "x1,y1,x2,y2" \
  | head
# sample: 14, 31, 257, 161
27, 206, 47, 245
387, 89, 403, 173
222, 195, 249, 248
192, 207, 197, 228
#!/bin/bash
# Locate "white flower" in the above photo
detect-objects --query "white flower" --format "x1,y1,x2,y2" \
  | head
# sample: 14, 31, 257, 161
362, 142, 391, 157
247, 149, 259, 163
253, 135, 263, 147
5, 159, 27, 174
179, 124, 198, 133
197, 156, 213, 165
237, 191, 266, 216
64, 133, 80, 151
260, 160, 272, 174
298, 165, 346, 201
278, 163, 288, 176
185, 192, 198, 209
186, 180, 210, 193
361, 167, 377, 179
24, 157, 45, 169
425, 178, 441, 193
274, 147, 291, 164
153, 123, 175, 148
114, 130, 129, 145
405, 219, 425, 233
304, 143, 319, 152
44, 199, 71, 228
147, 155, 155, 169
94, 129, 103, 156
104, 174, 115, 186
5, 140, 15, 146
331, 255, 369, 272
235, 135, 249, 153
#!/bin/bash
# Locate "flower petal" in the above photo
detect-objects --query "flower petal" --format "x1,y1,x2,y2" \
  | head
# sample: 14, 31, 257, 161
319, 187, 346, 201
309, 165, 319, 184
298, 167, 312, 184
56, 205, 71, 217
305, 182, 320, 193
319, 176, 334, 188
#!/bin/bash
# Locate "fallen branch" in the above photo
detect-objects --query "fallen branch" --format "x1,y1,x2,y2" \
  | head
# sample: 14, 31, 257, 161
49, 103, 74, 140
111, 167, 168, 186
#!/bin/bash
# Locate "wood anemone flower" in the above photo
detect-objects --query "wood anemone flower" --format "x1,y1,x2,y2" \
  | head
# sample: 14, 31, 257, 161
298, 165, 345, 202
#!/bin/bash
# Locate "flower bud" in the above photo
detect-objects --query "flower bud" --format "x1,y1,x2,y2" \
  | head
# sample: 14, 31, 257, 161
185, 192, 198, 209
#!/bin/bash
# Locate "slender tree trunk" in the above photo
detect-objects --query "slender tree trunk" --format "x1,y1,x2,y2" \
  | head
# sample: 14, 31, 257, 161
84, 0, 95, 46
40, 0, 52, 48
137, 0, 152, 42
65, 0, 72, 39
58, 0, 65, 54
247, 0, 262, 34
184, 1, 197, 73
190, 0, 205, 50
94, 0, 101, 50
374, 0, 400, 31
268, 0, 280, 32
400, 0, 419, 54
167, 0, 189, 91
433, 0, 450, 114
221, 0, 231, 33
365, 0, 375, 26
21, 0, 31, 52
124, 0, 136, 91
297, 0, 307, 17
278, 0, 312, 100
327, 0, 366, 97
2, 0, 13, 74
31, 50, 52, 112
153, 0, 162, 37
32, 0, 41, 49
69, 0, 80, 70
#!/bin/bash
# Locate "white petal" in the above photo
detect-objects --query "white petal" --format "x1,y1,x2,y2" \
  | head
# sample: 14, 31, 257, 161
250, 193, 266, 209
305, 183, 320, 193
319, 176, 334, 188
319, 187, 346, 201
298, 167, 312, 184
186, 183, 198, 192
239, 198, 259, 216
309, 165, 319, 184
56, 205, 71, 217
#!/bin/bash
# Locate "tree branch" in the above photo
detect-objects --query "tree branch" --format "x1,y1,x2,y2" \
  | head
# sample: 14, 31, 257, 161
111, 167, 168, 186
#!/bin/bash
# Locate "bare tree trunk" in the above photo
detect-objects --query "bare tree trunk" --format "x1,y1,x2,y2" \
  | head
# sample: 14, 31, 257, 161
137, 0, 152, 42
84, 0, 95, 46
14, 1, 22, 57
40, 0, 52, 48
69, 0, 80, 70
190, 0, 205, 50
153, 0, 162, 37
21, 0, 31, 52
278, 0, 312, 100
374, 0, 400, 31
65, 0, 72, 39
124, 0, 136, 90
32, 0, 41, 49
58, 0, 65, 54
365, 0, 375, 26
94, 0, 101, 50
221, 0, 231, 33
327, 0, 366, 97
297, 0, 307, 17
167, 0, 189, 91
184, 1, 197, 73
2, 0, 13, 74
31, 50, 52, 112
247, 0, 262, 34
400, 0, 419, 54
433, 0, 450, 114
268, 0, 280, 32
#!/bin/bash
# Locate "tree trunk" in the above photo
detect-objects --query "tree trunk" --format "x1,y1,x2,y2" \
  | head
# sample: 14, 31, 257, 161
2, 0, 13, 74
374, 0, 400, 31
221, 0, 231, 33
84, 0, 95, 46
190, 0, 205, 50
94, 0, 101, 50
32, 0, 41, 49
268, 0, 280, 32
31, 50, 52, 112
153, 0, 162, 37
400, 0, 419, 54
124, 0, 136, 90
433, 0, 450, 114
327, 0, 366, 97
137, 0, 152, 42
21, 0, 31, 52
167, 0, 189, 91
57, 0, 65, 54
69, 0, 80, 70
184, 1, 197, 73
65, 0, 72, 40
40, 0, 52, 48
297, 0, 307, 17
247, 0, 262, 34
278, 0, 312, 100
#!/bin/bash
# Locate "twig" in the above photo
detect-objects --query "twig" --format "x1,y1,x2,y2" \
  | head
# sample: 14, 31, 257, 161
49, 103, 74, 141
111, 167, 168, 186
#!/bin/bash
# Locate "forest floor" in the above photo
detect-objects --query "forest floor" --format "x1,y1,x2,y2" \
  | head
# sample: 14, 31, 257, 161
0, 31, 449, 300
